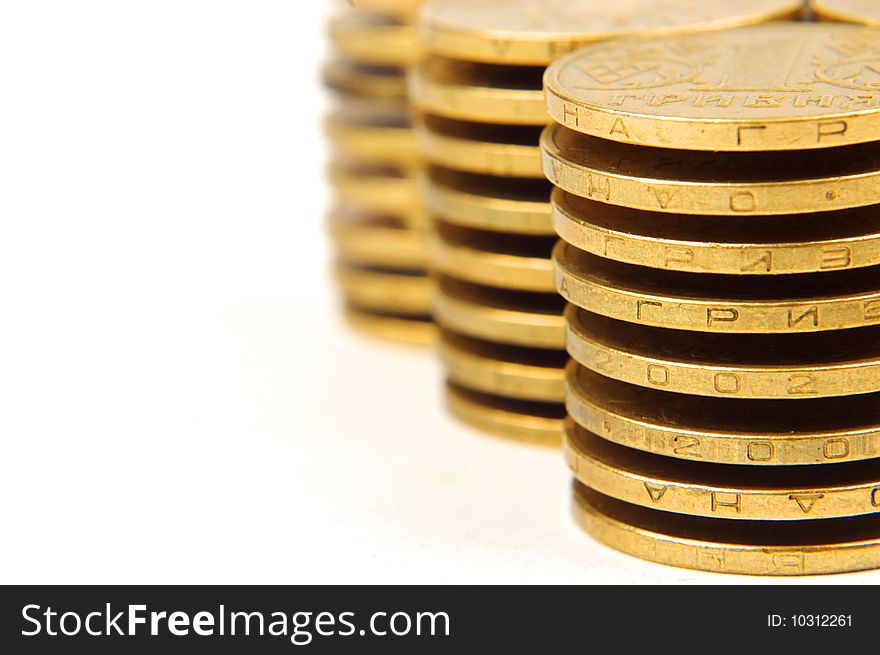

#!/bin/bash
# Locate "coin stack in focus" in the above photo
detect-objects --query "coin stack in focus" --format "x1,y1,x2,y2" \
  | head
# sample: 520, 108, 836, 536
411, 0, 804, 446
542, 22, 880, 575
324, 0, 432, 345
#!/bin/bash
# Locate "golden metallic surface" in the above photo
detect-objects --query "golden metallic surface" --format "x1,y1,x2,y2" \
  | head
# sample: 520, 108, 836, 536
434, 275, 566, 349
553, 190, 880, 276
566, 363, 880, 467
812, 0, 880, 26
345, 0, 422, 18
573, 483, 880, 576
336, 263, 431, 315
555, 242, 880, 334
446, 382, 563, 446
419, 0, 802, 66
328, 161, 420, 219
415, 115, 544, 178
541, 124, 880, 216
566, 420, 880, 521
440, 330, 566, 403
328, 12, 419, 67
422, 167, 554, 235
328, 208, 428, 269
344, 305, 435, 346
428, 220, 555, 293
545, 23, 880, 151
409, 57, 546, 125
326, 102, 418, 167
323, 60, 408, 100
565, 307, 880, 400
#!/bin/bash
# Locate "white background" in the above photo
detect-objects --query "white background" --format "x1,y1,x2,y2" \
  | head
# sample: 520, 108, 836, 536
0, 0, 875, 585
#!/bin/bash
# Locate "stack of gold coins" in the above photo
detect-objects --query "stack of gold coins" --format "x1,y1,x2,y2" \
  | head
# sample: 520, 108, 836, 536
411, 0, 804, 446
813, 0, 880, 24
543, 22, 880, 575
324, 0, 433, 345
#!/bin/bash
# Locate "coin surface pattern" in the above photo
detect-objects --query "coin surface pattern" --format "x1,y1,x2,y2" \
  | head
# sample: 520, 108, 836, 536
420, 0, 802, 65
545, 23, 880, 150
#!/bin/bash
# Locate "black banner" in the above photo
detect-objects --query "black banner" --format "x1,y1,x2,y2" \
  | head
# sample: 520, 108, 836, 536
0, 585, 875, 652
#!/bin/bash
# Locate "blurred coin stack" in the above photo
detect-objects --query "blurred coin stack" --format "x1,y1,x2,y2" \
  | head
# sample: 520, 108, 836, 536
324, 0, 433, 345
411, 0, 804, 446
542, 22, 880, 575
812, 0, 880, 25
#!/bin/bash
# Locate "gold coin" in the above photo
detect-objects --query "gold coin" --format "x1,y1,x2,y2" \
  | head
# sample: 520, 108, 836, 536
440, 329, 565, 403
446, 382, 563, 446
336, 263, 431, 314
434, 275, 565, 349
344, 304, 434, 345
328, 12, 419, 67
553, 190, 880, 276
409, 57, 546, 125
555, 242, 880, 334
812, 0, 880, 27
329, 161, 420, 219
415, 115, 544, 178
545, 23, 880, 151
567, 363, 880, 467
326, 102, 417, 167
573, 483, 880, 576
542, 124, 880, 216
565, 307, 880, 399
419, 0, 801, 66
428, 220, 555, 292
328, 207, 428, 269
421, 167, 554, 235
345, 0, 421, 18
566, 420, 880, 522
323, 60, 407, 100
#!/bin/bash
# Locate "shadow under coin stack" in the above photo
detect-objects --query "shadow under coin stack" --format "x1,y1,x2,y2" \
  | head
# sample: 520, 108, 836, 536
324, 1, 432, 345
410, 0, 805, 446
542, 22, 880, 575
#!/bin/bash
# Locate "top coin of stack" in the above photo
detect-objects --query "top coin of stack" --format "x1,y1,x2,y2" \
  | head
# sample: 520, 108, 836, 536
323, 1, 433, 345
541, 21, 880, 575
409, 0, 805, 445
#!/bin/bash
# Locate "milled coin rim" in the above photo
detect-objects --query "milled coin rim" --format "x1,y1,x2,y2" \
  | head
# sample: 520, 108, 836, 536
565, 419, 880, 522
572, 483, 880, 575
